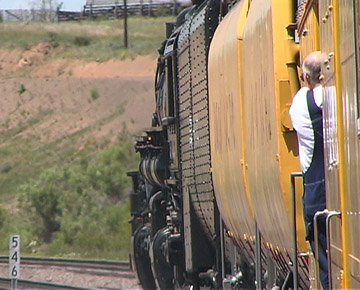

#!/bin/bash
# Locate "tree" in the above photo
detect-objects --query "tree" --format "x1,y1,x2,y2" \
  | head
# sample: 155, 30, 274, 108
21, 169, 62, 243
29, 0, 59, 22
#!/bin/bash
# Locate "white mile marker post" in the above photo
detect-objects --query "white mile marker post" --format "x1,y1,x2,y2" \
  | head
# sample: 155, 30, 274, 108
9, 235, 20, 290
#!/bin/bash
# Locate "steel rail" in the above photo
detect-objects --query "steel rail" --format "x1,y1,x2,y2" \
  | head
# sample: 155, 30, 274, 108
0, 256, 136, 289
0, 277, 88, 289
0, 256, 132, 272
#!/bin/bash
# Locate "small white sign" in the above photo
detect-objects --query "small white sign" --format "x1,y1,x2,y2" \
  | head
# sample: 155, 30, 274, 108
9, 235, 20, 279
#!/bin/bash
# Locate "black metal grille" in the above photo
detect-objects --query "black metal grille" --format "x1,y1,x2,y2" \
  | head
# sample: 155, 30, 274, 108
177, 0, 219, 239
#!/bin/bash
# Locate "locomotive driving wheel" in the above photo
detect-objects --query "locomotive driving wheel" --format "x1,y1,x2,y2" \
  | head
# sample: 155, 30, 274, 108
132, 224, 156, 290
151, 227, 175, 290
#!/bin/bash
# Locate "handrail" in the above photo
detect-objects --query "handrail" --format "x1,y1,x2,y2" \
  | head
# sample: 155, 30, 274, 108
290, 172, 303, 290
313, 209, 330, 289
326, 211, 341, 289
255, 222, 262, 290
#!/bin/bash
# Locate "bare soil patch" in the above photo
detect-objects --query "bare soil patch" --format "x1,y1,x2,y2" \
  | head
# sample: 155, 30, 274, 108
0, 46, 157, 145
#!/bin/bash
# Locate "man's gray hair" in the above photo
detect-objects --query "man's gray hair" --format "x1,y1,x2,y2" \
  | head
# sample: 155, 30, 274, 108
302, 56, 322, 83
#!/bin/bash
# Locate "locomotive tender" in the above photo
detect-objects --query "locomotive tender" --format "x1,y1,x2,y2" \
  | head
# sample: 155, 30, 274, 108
128, 0, 360, 288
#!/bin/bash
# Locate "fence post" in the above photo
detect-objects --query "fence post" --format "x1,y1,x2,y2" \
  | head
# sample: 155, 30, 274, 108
124, 0, 128, 48
173, 0, 177, 15
114, 0, 119, 19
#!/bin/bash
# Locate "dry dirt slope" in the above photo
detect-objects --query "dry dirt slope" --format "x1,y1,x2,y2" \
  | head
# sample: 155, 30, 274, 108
0, 47, 157, 144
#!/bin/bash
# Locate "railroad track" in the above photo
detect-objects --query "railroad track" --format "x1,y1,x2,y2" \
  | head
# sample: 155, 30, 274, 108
0, 278, 88, 289
0, 256, 137, 289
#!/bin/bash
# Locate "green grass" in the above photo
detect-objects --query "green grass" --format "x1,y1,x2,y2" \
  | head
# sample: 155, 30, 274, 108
0, 129, 139, 259
0, 88, 140, 259
0, 16, 176, 61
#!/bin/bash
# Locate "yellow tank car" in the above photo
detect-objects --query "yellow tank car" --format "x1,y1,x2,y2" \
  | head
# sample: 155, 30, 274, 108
208, 0, 307, 281
316, 0, 360, 288
242, 0, 305, 254
292, 1, 360, 288
208, 0, 255, 254
298, 1, 320, 65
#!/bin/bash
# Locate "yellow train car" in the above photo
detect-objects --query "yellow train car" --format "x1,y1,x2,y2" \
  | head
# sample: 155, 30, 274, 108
208, 0, 255, 257
294, 0, 360, 288
210, 0, 360, 288
209, 0, 309, 286
242, 0, 301, 254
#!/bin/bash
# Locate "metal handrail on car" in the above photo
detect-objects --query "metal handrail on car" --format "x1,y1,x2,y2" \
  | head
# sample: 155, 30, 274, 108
326, 211, 341, 290
290, 172, 303, 290
313, 209, 341, 290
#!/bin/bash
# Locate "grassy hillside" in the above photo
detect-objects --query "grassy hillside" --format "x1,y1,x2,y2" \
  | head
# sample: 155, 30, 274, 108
0, 16, 175, 61
0, 16, 174, 259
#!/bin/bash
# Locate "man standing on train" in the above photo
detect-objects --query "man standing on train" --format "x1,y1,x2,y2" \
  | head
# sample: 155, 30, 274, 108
289, 51, 329, 290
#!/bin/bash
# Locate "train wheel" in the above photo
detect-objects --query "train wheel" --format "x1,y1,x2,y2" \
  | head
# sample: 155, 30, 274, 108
151, 227, 175, 290
132, 224, 156, 290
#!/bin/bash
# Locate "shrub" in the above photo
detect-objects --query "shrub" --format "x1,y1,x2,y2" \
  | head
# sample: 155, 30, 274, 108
87, 142, 137, 200
20, 169, 62, 243
48, 32, 59, 48
90, 88, 100, 100
18, 141, 138, 258
74, 36, 91, 47
0, 208, 6, 228
18, 84, 26, 95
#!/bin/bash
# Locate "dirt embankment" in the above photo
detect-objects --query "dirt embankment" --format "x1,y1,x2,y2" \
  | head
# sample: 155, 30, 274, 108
0, 43, 157, 145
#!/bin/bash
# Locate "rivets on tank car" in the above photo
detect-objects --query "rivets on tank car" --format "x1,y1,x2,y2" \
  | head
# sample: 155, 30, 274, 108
302, 29, 309, 37
339, 270, 344, 281
322, 12, 329, 23
328, 5, 333, 11
324, 57, 331, 71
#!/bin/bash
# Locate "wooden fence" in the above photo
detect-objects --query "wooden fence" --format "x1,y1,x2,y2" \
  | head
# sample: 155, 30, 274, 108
0, 0, 191, 22
83, 0, 191, 18
0, 9, 57, 22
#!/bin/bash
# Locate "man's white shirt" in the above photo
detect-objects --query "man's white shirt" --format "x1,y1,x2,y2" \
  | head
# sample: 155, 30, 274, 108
289, 85, 323, 173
